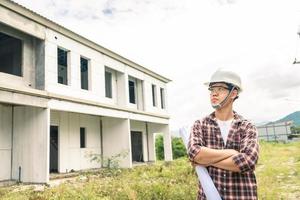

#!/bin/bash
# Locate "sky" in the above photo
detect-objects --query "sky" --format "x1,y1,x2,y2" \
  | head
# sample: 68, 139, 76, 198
12, 0, 300, 130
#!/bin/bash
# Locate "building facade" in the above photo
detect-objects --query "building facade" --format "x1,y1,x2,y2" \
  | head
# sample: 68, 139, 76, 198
257, 121, 292, 142
0, 0, 172, 183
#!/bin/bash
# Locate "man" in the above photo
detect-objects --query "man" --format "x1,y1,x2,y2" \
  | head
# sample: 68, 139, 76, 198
188, 68, 259, 200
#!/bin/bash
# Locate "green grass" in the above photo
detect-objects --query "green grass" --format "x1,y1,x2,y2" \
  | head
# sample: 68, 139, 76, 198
0, 141, 299, 200
256, 141, 300, 200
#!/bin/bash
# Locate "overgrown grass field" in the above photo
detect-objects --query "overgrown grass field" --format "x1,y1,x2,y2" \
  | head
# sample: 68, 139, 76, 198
0, 141, 299, 200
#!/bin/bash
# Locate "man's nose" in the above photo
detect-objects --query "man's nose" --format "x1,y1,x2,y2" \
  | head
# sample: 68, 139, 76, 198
211, 91, 218, 96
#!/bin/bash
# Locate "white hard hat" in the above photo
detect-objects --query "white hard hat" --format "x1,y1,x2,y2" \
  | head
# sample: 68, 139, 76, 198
204, 68, 242, 92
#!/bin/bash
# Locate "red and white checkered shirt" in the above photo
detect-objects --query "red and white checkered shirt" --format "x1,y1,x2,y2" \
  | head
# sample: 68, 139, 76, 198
188, 111, 259, 200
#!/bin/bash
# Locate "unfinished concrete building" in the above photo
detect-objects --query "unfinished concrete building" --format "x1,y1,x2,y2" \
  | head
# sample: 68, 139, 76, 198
0, 0, 172, 183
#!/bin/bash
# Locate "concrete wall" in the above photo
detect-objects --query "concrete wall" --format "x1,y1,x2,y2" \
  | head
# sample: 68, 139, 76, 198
143, 77, 168, 114
44, 29, 168, 115
12, 106, 49, 183
0, 3, 172, 182
0, 23, 44, 90
257, 122, 292, 141
102, 117, 131, 168
49, 112, 168, 170
0, 4, 169, 117
0, 104, 12, 181
50, 111, 101, 172
0, 105, 170, 183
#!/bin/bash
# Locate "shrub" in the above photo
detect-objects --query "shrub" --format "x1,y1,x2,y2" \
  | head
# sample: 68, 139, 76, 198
88, 149, 129, 169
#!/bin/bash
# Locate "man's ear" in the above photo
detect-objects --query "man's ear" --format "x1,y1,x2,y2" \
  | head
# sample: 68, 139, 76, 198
231, 89, 238, 99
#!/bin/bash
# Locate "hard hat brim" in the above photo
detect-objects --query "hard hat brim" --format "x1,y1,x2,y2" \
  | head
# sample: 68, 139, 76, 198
204, 81, 242, 92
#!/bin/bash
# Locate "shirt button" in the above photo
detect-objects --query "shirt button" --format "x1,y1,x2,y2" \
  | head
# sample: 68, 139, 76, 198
223, 174, 226, 177
223, 188, 226, 191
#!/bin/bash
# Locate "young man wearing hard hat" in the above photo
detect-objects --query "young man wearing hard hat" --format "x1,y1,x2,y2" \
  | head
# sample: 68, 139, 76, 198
188, 68, 259, 200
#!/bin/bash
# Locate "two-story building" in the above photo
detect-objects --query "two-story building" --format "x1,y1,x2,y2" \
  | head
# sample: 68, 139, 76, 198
0, 0, 172, 184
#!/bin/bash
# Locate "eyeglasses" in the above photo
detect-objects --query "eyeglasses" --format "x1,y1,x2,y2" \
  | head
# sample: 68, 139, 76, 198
208, 86, 229, 94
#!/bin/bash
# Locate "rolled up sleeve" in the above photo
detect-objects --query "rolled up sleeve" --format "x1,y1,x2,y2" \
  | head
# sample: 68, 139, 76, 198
232, 123, 259, 173
187, 120, 205, 162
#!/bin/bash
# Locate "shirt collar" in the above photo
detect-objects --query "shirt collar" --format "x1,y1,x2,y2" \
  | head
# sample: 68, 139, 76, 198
208, 111, 244, 124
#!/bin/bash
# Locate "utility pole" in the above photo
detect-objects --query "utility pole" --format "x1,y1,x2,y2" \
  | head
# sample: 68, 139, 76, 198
293, 31, 300, 64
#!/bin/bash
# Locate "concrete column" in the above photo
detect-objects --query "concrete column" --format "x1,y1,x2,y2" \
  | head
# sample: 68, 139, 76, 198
102, 117, 131, 168
117, 72, 127, 107
58, 111, 69, 173
148, 123, 173, 161
124, 73, 130, 107
0, 104, 12, 181
148, 123, 173, 162
12, 106, 50, 183
35, 39, 45, 90
147, 131, 156, 162
137, 79, 144, 110
162, 124, 173, 161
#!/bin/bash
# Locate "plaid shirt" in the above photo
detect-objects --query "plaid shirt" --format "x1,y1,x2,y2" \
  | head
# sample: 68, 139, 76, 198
188, 111, 259, 200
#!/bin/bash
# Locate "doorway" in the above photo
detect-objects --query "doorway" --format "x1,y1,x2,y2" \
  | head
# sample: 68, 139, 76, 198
50, 126, 58, 173
131, 131, 143, 162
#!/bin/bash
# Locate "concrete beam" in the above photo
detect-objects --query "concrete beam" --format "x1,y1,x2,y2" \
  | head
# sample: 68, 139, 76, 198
0, 4, 45, 39
48, 99, 169, 124
0, 90, 48, 108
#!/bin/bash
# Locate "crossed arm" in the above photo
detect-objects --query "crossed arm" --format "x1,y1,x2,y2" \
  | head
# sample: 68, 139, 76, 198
188, 120, 259, 173
193, 147, 240, 172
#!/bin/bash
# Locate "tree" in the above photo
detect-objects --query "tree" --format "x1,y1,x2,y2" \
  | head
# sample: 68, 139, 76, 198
291, 126, 300, 134
155, 134, 187, 160
155, 134, 164, 160
172, 137, 187, 159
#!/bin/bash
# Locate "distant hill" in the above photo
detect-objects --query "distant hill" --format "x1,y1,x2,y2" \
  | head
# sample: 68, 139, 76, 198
273, 111, 300, 127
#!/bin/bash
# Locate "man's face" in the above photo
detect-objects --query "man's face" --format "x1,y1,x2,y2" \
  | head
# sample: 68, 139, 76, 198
208, 83, 231, 106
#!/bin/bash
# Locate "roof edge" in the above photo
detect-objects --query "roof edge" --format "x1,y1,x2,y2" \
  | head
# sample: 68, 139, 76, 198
2, 0, 172, 83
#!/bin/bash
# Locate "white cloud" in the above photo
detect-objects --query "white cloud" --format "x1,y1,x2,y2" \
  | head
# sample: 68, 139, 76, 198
12, 0, 300, 130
